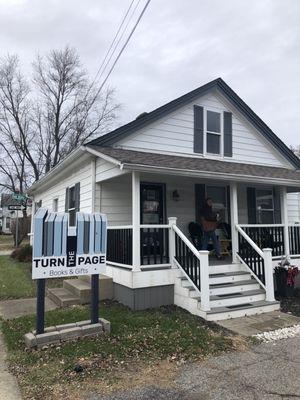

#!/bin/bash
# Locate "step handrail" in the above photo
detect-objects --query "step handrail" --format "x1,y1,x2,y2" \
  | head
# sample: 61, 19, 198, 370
235, 224, 275, 301
172, 225, 202, 259
236, 225, 264, 258
172, 224, 210, 311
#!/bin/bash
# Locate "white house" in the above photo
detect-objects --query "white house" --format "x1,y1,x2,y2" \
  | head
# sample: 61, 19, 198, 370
0, 194, 19, 234
28, 78, 300, 321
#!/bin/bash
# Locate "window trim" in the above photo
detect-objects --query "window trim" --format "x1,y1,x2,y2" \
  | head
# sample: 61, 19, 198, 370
204, 109, 224, 157
256, 188, 275, 224
67, 184, 77, 227
52, 197, 59, 212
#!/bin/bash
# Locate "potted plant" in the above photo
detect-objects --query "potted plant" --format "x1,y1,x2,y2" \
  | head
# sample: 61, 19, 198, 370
274, 257, 299, 297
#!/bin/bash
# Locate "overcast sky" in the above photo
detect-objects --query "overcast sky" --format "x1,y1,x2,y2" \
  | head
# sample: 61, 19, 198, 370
0, 0, 299, 147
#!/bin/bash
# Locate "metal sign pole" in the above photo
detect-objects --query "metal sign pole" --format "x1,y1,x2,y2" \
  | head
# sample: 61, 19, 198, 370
36, 279, 45, 334
15, 210, 19, 247
91, 274, 99, 324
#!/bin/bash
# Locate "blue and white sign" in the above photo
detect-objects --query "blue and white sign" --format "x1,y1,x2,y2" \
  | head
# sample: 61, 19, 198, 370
32, 208, 107, 279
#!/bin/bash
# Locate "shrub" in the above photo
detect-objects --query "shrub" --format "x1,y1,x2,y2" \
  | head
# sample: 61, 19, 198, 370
10, 244, 32, 262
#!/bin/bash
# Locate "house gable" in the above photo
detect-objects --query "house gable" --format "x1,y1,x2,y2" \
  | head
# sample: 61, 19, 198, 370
89, 78, 300, 169
114, 91, 291, 168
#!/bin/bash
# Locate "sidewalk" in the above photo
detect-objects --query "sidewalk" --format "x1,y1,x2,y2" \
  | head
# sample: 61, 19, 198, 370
0, 297, 57, 320
0, 333, 22, 400
216, 310, 300, 336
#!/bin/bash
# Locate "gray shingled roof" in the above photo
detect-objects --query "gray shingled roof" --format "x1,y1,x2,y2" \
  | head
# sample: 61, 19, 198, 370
88, 78, 300, 169
88, 145, 300, 183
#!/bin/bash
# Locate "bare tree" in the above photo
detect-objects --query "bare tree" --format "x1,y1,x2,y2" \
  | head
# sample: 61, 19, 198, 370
0, 55, 34, 192
0, 46, 119, 191
32, 47, 119, 172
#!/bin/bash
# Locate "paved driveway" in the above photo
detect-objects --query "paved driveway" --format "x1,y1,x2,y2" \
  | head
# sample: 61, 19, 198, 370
87, 335, 300, 400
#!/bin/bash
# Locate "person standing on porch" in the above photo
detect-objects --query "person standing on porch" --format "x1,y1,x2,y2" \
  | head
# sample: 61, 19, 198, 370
200, 198, 224, 260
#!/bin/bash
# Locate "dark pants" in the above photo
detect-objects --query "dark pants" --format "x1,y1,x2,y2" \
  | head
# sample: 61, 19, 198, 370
201, 231, 221, 256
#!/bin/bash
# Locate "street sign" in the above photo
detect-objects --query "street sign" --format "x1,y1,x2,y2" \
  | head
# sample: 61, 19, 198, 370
12, 193, 27, 202
8, 204, 26, 211
32, 208, 107, 280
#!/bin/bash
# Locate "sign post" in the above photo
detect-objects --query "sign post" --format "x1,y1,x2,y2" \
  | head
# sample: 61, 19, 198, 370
32, 208, 107, 333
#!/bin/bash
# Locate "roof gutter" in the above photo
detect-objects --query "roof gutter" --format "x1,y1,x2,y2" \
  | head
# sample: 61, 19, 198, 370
27, 146, 87, 194
85, 146, 123, 167
121, 163, 300, 187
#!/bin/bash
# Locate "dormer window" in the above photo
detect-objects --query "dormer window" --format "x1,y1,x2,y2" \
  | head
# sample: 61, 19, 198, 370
206, 110, 221, 155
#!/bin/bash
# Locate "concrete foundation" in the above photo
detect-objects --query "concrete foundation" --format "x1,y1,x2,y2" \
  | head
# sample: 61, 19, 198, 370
113, 283, 174, 310
24, 318, 110, 349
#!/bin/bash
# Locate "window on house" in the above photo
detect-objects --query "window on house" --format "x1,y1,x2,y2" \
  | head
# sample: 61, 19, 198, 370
53, 198, 58, 212
68, 186, 76, 226
6, 217, 11, 229
206, 110, 221, 155
206, 185, 227, 222
256, 189, 274, 224
35, 200, 42, 211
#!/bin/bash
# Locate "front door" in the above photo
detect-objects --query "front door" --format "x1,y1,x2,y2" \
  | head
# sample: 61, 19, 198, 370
140, 183, 167, 264
141, 183, 165, 224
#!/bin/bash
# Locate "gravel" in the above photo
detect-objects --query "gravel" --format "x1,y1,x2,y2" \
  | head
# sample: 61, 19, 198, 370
253, 324, 300, 343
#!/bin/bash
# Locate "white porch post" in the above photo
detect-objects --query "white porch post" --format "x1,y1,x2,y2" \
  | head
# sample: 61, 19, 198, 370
263, 248, 275, 302
199, 250, 210, 311
280, 186, 290, 257
132, 171, 141, 271
230, 182, 239, 263
168, 217, 177, 267
29, 197, 36, 245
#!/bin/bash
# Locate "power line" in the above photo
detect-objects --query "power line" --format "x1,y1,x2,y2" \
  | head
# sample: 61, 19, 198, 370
94, 0, 151, 97
95, 0, 142, 83
90, 0, 136, 87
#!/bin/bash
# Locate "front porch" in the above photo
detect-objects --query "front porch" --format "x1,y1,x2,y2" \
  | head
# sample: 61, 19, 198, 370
100, 170, 300, 320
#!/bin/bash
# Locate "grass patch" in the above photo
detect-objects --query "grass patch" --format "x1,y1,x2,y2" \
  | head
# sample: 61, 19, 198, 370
1, 302, 236, 400
0, 234, 15, 251
0, 234, 30, 251
0, 255, 61, 299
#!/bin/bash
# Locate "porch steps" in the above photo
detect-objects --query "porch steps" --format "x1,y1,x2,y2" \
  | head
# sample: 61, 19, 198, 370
174, 263, 280, 321
47, 274, 113, 308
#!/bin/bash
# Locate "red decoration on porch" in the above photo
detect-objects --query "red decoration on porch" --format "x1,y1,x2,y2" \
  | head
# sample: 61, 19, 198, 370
286, 266, 299, 287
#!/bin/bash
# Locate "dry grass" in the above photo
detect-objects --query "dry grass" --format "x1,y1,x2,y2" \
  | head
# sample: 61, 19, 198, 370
0, 234, 29, 251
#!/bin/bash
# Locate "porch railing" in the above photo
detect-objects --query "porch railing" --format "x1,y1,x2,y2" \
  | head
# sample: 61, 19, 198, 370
172, 223, 210, 311
107, 226, 133, 267
239, 224, 285, 257
140, 225, 169, 266
106, 224, 171, 268
289, 225, 300, 256
236, 225, 275, 301
238, 223, 300, 259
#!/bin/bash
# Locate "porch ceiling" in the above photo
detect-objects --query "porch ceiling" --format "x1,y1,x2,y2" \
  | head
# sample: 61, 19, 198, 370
87, 145, 300, 187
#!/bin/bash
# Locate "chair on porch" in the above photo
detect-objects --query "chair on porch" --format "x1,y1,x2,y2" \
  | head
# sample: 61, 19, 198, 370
188, 222, 203, 250
217, 222, 232, 257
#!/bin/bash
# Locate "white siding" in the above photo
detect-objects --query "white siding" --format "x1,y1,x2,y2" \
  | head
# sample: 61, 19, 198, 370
34, 159, 92, 213
117, 91, 290, 168
287, 192, 300, 224
100, 174, 132, 226
95, 158, 124, 182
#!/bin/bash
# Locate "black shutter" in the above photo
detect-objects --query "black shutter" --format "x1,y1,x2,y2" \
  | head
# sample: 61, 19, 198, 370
247, 187, 257, 223
273, 187, 281, 223
65, 187, 69, 212
195, 184, 206, 222
194, 105, 204, 154
223, 111, 232, 157
74, 182, 80, 212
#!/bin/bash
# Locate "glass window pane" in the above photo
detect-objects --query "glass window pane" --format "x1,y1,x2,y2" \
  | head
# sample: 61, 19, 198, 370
69, 187, 75, 209
256, 189, 273, 210
207, 111, 221, 133
207, 133, 220, 154
258, 210, 274, 224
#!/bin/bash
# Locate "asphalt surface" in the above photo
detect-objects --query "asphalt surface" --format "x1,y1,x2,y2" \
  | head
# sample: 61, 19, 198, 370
87, 335, 300, 400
